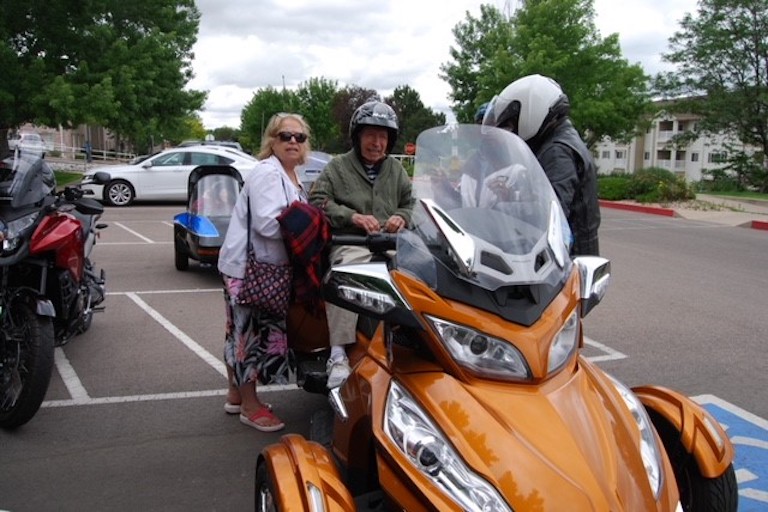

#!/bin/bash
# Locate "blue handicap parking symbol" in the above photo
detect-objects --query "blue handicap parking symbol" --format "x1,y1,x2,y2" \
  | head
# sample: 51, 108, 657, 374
695, 395, 768, 511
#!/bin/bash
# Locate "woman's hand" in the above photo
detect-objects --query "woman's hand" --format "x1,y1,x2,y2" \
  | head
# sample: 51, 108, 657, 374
224, 275, 244, 297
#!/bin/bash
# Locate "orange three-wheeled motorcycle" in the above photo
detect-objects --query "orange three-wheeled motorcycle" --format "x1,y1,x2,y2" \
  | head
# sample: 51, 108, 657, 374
256, 125, 737, 511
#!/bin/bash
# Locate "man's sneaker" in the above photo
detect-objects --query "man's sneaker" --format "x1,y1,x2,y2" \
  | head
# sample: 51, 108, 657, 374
326, 356, 351, 388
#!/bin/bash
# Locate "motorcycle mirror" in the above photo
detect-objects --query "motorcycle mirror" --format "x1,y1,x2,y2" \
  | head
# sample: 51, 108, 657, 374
574, 256, 611, 317
91, 171, 112, 185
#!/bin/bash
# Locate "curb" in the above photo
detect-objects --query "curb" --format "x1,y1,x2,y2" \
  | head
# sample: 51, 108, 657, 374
599, 200, 676, 217
751, 220, 768, 231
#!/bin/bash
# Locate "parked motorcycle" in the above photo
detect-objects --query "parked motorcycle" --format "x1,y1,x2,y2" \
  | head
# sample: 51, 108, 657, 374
0, 148, 110, 429
256, 124, 738, 511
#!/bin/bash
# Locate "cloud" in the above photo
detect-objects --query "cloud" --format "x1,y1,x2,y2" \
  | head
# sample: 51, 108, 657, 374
190, 0, 698, 129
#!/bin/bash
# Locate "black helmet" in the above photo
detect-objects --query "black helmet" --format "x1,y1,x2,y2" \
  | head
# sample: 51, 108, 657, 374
483, 74, 570, 143
349, 101, 399, 153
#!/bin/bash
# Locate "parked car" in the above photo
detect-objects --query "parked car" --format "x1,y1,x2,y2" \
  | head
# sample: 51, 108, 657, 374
81, 146, 258, 206
7, 132, 47, 156
178, 140, 244, 152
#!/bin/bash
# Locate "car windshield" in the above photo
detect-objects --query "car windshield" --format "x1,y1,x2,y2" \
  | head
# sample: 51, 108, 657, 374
0, 149, 55, 208
396, 124, 572, 292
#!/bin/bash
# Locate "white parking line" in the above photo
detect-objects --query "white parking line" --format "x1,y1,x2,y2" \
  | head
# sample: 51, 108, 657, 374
125, 292, 226, 377
584, 336, 628, 361
54, 348, 90, 403
113, 221, 156, 243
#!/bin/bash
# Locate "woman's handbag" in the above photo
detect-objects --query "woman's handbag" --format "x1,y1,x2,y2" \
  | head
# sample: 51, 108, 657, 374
234, 189, 293, 317
236, 252, 292, 317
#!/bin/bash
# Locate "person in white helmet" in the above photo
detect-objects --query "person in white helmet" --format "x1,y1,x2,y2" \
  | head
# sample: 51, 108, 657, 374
483, 74, 600, 256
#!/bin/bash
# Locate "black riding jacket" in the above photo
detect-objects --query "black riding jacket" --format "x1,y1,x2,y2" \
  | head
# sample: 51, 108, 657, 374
532, 119, 601, 256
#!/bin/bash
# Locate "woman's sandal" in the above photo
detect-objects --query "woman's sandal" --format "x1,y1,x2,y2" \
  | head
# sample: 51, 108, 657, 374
224, 401, 272, 414
239, 406, 285, 432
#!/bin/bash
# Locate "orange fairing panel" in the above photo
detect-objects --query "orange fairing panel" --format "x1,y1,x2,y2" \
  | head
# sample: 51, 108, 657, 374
261, 434, 356, 511
371, 366, 680, 511
634, 385, 735, 478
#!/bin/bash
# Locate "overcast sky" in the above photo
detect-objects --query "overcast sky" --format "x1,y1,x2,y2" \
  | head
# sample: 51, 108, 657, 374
187, 0, 699, 129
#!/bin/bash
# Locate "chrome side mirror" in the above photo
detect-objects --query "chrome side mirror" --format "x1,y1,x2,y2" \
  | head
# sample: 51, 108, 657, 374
574, 256, 611, 317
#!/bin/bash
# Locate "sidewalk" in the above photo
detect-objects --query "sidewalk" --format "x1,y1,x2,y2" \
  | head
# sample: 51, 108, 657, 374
600, 194, 768, 231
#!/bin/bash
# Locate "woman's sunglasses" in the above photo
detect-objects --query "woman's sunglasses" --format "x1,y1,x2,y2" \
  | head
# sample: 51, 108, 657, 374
277, 131, 308, 143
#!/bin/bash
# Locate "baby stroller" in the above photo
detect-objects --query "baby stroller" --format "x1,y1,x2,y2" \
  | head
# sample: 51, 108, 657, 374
173, 165, 243, 271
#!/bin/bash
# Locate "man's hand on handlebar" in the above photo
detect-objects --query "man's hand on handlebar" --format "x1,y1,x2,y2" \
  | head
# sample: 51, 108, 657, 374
383, 214, 406, 233
351, 213, 381, 234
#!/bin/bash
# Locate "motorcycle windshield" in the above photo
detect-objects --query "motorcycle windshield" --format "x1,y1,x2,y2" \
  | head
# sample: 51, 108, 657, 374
1, 149, 55, 208
400, 124, 572, 293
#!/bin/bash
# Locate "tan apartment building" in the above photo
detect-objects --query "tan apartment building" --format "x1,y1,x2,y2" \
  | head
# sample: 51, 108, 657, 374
593, 109, 742, 182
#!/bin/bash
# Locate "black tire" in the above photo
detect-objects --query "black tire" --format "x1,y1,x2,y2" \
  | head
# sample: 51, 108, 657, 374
175, 243, 189, 271
104, 179, 135, 207
0, 301, 55, 429
255, 461, 279, 512
648, 409, 739, 512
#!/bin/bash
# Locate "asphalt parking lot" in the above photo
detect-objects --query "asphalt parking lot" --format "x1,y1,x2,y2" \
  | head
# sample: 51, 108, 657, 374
1, 204, 767, 511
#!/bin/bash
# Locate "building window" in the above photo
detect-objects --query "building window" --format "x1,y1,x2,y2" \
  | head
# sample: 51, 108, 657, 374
691, 152, 699, 162
601, 150, 610, 159
708, 152, 727, 163
644, 152, 650, 160
615, 150, 625, 159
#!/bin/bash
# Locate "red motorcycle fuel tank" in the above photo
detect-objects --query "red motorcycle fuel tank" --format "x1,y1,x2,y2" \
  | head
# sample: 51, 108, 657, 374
29, 212, 84, 281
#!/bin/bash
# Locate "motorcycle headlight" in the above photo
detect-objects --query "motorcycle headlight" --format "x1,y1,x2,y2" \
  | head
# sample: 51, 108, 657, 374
1, 211, 39, 255
426, 316, 531, 381
608, 374, 664, 499
384, 381, 512, 512
547, 310, 579, 374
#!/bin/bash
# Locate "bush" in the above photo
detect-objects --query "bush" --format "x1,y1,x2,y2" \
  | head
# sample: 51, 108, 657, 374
597, 168, 694, 203
597, 176, 631, 200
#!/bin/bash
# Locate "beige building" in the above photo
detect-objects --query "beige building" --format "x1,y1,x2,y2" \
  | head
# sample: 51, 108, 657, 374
593, 110, 741, 182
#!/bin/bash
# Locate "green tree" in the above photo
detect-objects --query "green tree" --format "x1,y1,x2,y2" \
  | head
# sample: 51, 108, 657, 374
441, 0, 650, 147
240, 87, 296, 153
295, 77, 340, 152
440, 4, 515, 123
211, 126, 241, 144
384, 85, 446, 153
0, 0, 206, 154
655, 0, 768, 192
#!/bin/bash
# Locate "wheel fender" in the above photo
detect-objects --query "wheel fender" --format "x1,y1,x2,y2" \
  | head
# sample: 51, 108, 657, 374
259, 434, 356, 511
35, 299, 56, 318
634, 385, 735, 478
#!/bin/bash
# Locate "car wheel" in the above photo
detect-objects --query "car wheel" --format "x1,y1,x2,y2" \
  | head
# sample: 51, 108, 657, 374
104, 180, 135, 207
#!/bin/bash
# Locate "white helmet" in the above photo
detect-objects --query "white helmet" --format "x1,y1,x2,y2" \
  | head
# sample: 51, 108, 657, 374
483, 74, 570, 142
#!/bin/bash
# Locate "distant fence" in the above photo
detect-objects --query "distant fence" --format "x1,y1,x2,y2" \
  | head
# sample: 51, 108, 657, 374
46, 142, 137, 163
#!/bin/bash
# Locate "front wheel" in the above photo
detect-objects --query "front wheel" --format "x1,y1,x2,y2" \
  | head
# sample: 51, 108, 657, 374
255, 461, 278, 512
104, 179, 135, 206
649, 410, 739, 511
0, 301, 55, 429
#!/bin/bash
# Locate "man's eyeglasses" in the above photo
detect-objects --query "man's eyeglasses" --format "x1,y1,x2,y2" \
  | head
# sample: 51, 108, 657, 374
277, 131, 308, 143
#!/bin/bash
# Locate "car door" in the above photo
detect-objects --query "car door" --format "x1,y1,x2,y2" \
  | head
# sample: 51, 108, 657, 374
137, 150, 190, 200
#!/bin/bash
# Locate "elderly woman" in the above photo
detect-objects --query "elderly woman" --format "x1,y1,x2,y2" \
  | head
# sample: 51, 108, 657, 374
217, 113, 311, 431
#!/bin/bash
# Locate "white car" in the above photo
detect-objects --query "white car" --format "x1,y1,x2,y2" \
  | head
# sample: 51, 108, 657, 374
8, 132, 47, 156
82, 146, 258, 206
